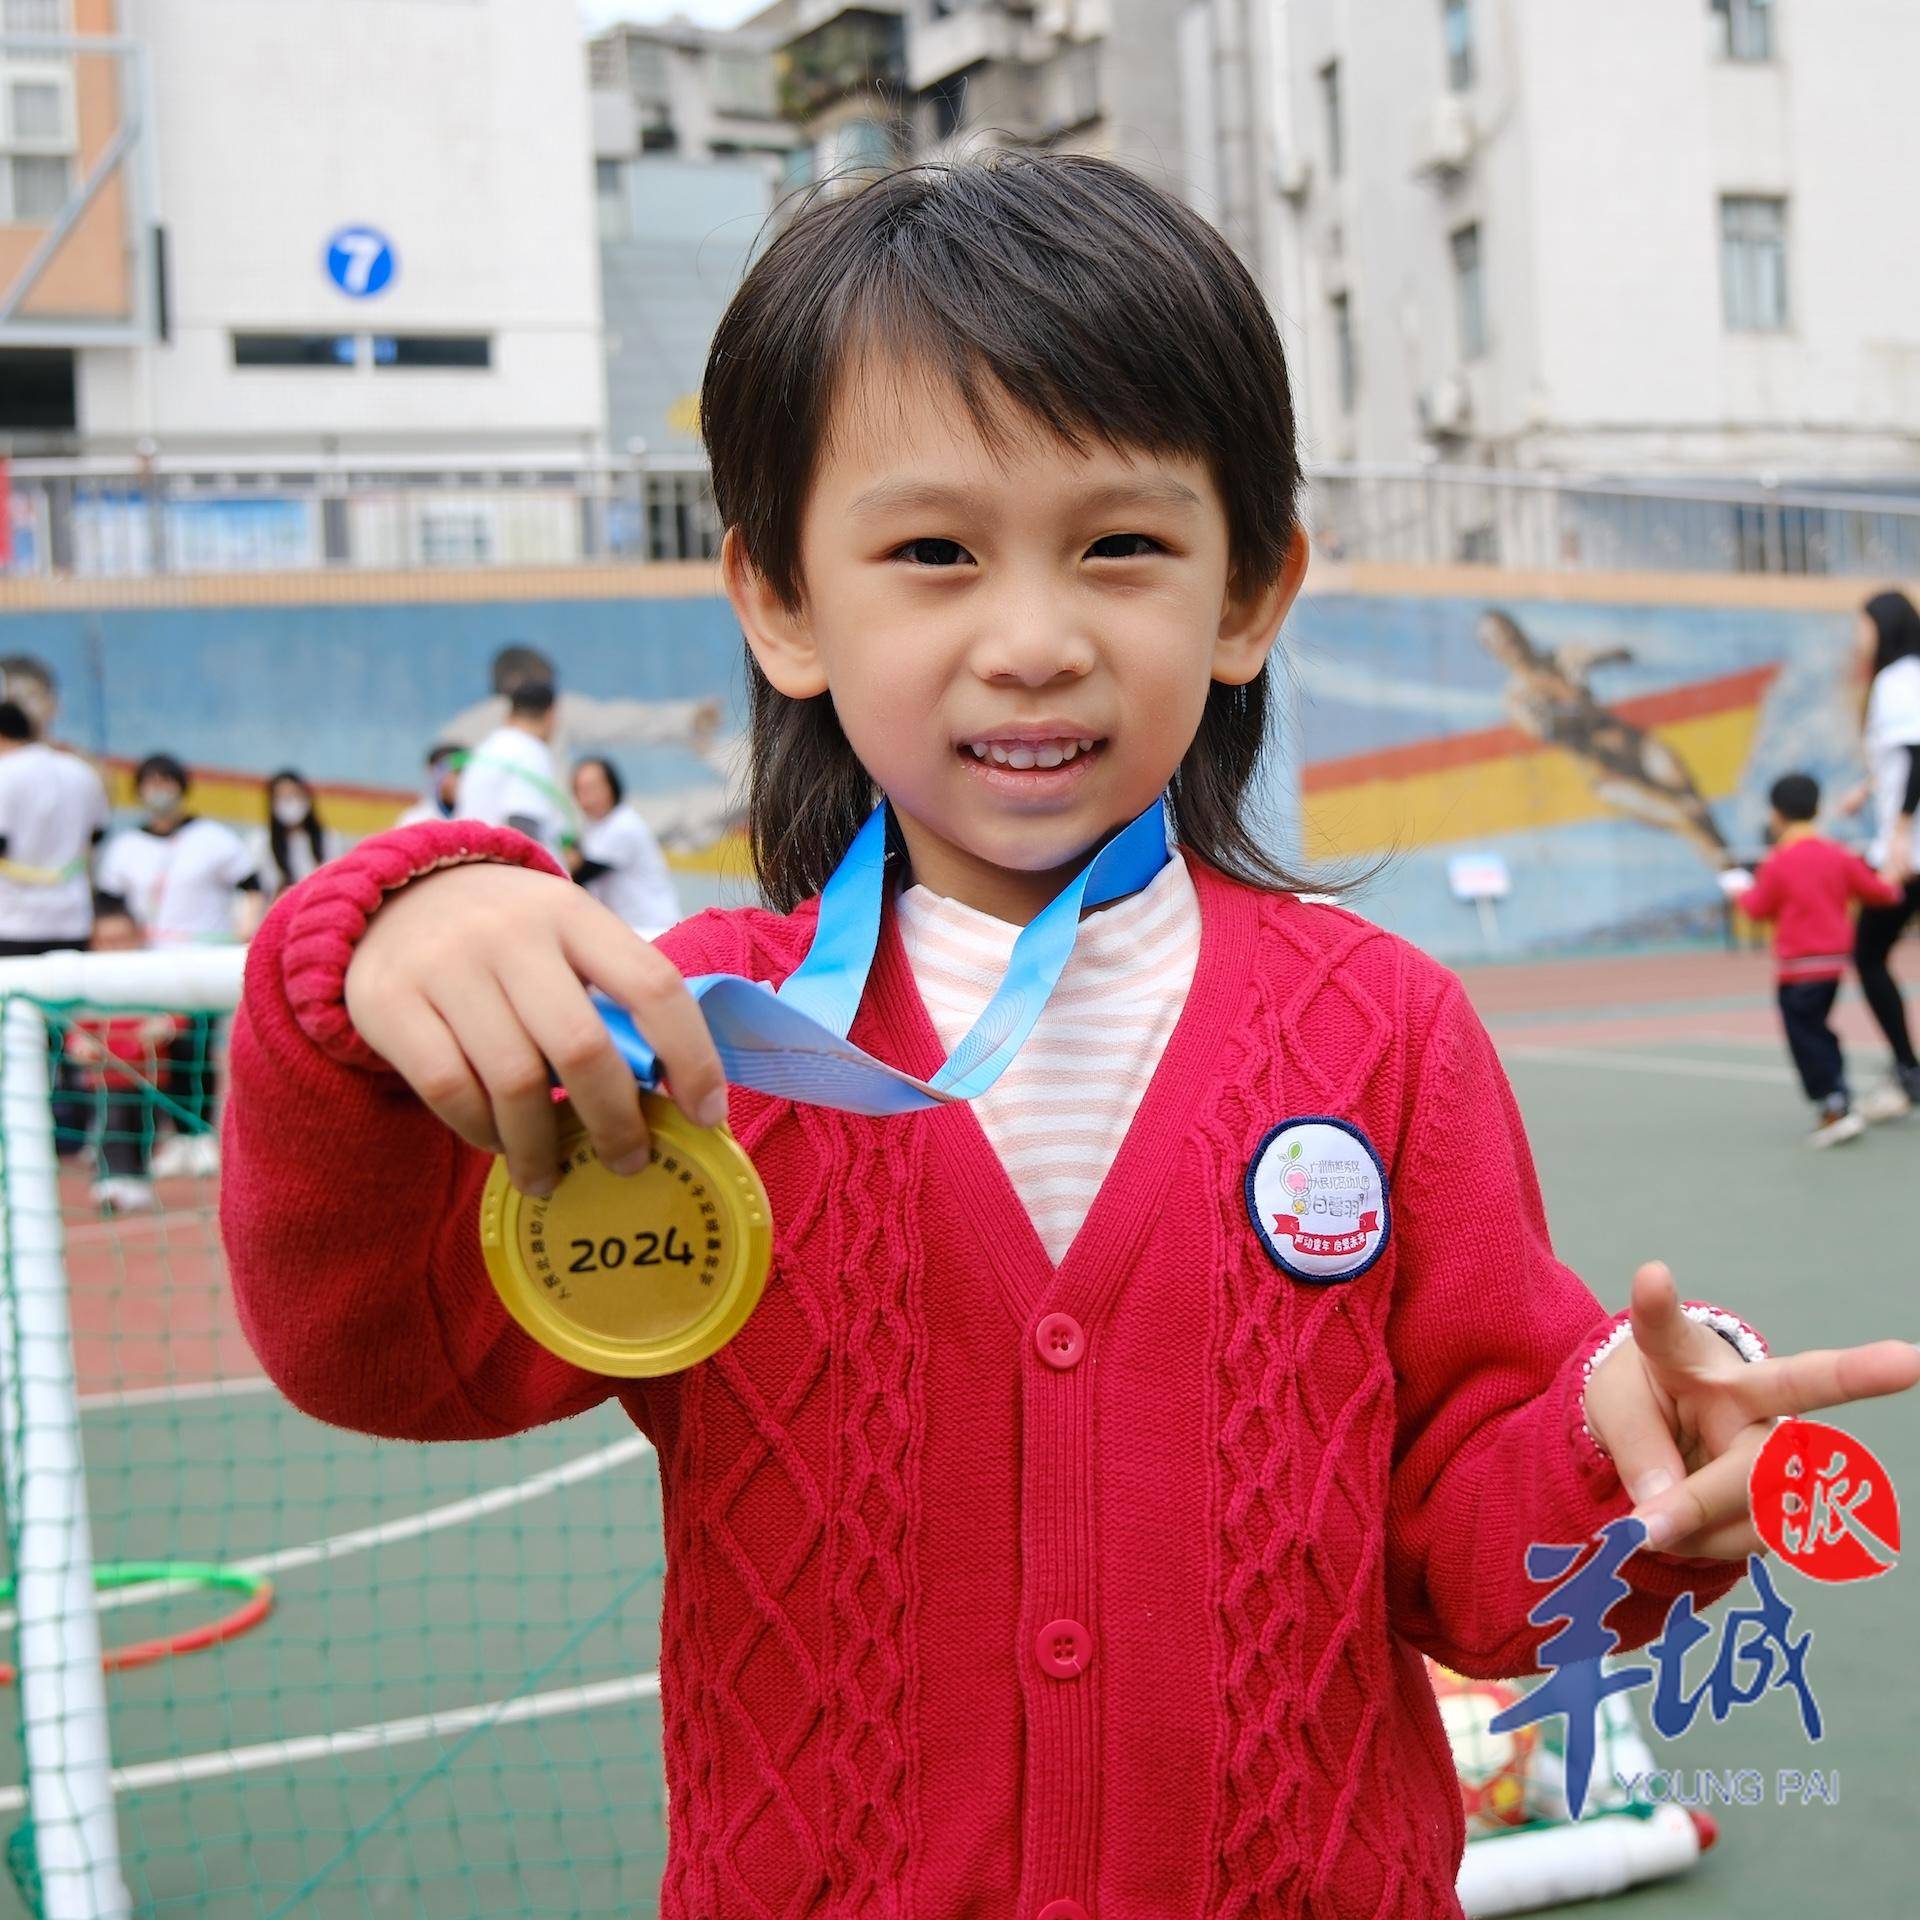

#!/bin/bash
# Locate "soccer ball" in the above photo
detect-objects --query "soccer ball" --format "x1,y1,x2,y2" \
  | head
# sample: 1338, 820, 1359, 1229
1429, 1665, 1536, 1836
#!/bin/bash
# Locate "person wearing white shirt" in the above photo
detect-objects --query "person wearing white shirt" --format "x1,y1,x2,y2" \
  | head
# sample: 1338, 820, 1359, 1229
95, 754, 263, 1173
0, 700, 111, 954
567, 757, 681, 933
395, 742, 463, 829
453, 683, 575, 856
1840, 590, 1920, 1120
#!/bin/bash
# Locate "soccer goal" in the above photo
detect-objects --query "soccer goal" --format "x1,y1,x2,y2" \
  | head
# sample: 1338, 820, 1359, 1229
0, 949, 669, 1920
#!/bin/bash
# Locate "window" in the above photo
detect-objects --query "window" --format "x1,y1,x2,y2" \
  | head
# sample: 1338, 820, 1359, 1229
595, 157, 623, 198
778, 145, 813, 193
1720, 194, 1787, 330
1451, 222, 1486, 358
1443, 0, 1474, 89
833, 118, 892, 172
928, 72, 966, 141
5, 149, 61, 218
1711, 0, 1773, 61
1319, 60, 1343, 179
232, 333, 357, 369
372, 335, 492, 370
2, 1, 66, 33
710, 48, 774, 118
8, 77, 64, 141
1331, 292, 1356, 413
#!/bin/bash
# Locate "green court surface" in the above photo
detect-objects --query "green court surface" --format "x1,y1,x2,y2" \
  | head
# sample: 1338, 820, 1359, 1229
1, 945, 1914, 1918
1474, 948, 1919, 1920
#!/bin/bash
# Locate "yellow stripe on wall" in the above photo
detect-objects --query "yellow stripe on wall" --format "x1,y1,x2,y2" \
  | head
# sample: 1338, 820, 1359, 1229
1302, 706, 1765, 857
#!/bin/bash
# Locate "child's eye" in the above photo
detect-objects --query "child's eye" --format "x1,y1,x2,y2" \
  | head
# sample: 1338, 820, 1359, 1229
1087, 533, 1164, 559
891, 537, 973, 567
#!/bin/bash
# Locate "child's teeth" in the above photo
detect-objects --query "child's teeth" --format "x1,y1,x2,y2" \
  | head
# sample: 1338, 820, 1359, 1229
1077, 738, 1094, 751
1005, 747, 1037, 769
970, 743, 988, 758
1033, 744, 1065, 768
987, 744, 1011, 764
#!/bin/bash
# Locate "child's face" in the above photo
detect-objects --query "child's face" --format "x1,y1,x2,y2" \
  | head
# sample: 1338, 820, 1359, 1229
91, 913, 142, 953
728, 357, 1305, 918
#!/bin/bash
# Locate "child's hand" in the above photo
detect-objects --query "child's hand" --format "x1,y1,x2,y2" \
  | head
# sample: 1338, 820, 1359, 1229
1834, 780, 1871, 819
1583, 1262, 1920, 1559
344, 863, 727, 1197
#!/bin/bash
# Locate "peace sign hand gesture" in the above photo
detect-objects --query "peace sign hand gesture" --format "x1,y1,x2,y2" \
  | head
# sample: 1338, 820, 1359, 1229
1582, 1263, 1920, 1559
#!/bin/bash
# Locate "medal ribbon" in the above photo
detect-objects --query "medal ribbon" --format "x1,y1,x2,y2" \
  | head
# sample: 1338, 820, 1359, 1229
595, 797, 1173, 1116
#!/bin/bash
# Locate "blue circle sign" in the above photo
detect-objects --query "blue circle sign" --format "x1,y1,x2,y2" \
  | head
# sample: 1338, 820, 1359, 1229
325, 226, 396, 299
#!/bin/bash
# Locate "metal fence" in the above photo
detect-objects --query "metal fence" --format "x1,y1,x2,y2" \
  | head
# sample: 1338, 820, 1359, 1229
0, 454, 723, 577
1305, 464, 1920, 578
2, 454, 1918, 580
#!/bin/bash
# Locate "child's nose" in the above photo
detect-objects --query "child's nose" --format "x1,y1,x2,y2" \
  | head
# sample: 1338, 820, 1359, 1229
974, 608, 1095, 685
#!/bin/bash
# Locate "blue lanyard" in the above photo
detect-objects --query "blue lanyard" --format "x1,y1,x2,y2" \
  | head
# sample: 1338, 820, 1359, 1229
596, 796, 1173, 1116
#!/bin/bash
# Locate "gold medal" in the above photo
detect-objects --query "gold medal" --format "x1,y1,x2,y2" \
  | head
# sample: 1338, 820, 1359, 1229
479, 1097, 771, 1377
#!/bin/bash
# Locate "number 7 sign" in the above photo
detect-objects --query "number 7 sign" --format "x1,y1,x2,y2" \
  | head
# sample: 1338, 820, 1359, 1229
325, 227, 397, 299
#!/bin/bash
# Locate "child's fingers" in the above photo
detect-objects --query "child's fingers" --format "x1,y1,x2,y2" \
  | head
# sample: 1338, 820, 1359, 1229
1592, 1370, 1690, 1510
425, 975, 565, 1196
500, 949, 653, 1176
1630, 1435, 1761, 1552
1728, 1340, 1920, 1425
371, 1004, 500, 1153
1658, 1515, 1763, 1562
560, 912, 728, 1131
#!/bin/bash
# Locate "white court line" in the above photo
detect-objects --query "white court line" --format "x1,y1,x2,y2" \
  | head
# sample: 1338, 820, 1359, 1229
0, 1670, 662, 1815
0, 1433, 655, 1630
1498, 1042, 1794, 1086
79, 1375, 277, 1412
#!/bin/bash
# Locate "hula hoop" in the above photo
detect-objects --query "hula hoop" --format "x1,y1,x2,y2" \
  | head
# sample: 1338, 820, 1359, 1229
0, 1561, 274, 1684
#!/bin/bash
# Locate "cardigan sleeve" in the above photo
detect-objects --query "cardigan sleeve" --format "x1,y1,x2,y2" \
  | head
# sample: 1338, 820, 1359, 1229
1380, 980, 1751, 1680
220, 822, 747, 1442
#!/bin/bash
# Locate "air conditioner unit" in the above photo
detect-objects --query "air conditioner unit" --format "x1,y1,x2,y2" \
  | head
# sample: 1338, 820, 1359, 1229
1417, 95, 1476, 179
1418, 372, 1473, 438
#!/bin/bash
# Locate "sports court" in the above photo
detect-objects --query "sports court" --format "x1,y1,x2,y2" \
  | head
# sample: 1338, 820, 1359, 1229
0, 942, 1913, 1919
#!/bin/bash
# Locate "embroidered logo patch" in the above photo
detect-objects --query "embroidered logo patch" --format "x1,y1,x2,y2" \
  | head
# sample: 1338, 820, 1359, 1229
1245, 1116, 1390, 1283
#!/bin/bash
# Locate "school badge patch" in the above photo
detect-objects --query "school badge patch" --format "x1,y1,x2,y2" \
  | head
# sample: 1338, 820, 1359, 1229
1245, 1116, 1390, 1283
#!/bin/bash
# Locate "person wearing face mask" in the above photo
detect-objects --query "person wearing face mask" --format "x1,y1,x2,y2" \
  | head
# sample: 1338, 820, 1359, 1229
97, 755, 263, 1176
566, 756, 680, 933
0, 698, 111, 956
249, 769, 341, 899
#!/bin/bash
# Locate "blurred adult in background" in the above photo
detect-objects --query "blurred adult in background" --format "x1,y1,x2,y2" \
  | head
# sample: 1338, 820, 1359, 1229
454, 682, 574, 856
568, 756, 680, 932
440, 642, 724, 772
96, 754, 260, 1176
395, 741, 462, 828
0, 655, 65, 750
0, 697, 110, 955
1839, 589, 1920, 1119
250, 768, 340, 898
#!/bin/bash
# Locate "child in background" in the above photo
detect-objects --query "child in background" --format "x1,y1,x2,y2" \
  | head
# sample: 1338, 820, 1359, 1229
1721, 772, 1901, 1147
65, 894, 183, 1213
221, 157, 1920, 1916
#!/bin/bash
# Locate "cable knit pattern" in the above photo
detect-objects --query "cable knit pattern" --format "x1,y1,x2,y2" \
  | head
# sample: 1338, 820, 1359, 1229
223, 833, 1755, 1920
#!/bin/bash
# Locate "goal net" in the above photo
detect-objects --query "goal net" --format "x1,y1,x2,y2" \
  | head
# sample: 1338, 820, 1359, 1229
0, 949, 667, 1920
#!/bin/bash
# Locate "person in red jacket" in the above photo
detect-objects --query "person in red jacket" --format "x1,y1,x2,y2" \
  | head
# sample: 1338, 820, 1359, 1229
220, 157, 1920, 1919
1722, 773, 1903, 1148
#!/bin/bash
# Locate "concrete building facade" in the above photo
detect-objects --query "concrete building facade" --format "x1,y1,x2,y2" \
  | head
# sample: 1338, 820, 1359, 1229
1262, 0, 1920, 480
0, 0, 605, 459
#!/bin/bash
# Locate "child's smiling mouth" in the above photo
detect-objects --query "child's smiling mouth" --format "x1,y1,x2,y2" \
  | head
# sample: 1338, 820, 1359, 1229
956, 729, 1109, 800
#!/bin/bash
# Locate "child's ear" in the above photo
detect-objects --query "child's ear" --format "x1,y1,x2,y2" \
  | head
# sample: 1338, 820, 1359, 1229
1213, 524, 1310, 688
722, 527, 828, 699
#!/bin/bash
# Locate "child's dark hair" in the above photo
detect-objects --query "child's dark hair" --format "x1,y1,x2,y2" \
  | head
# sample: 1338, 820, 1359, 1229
703, 153, 1305, 912
1769, 772, 1820, 823
508, 682, 557, 720
575, 755, 625, 805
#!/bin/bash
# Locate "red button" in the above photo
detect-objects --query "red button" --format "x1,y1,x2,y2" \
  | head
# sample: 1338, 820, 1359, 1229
1035, 1617, 1091, 1678
1033, 1312, 1085, 1370
1036, 1902, 1089, 1920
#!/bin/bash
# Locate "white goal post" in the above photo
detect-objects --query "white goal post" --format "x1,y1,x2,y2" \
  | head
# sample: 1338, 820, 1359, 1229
0, 947, 243, 1920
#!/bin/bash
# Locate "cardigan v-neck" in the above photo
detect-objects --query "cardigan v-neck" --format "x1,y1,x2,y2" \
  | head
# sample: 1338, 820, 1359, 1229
894, 856, 1202, 1263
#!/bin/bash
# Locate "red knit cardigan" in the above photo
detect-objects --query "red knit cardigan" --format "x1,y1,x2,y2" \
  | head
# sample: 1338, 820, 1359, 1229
221, 821, 1750, 1920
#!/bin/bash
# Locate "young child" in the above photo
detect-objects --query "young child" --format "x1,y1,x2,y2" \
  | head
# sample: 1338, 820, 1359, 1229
222, 157, 1917, 1918
1722, 772, 1902, 1148
66, 894, 182, 1213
